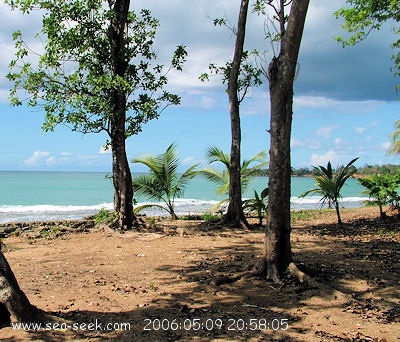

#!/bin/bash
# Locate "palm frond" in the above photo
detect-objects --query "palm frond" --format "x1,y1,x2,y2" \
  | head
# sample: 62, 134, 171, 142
173, 163, 200, 198
200, 147, 267, 197
210, 198, 229, 212
206, 146, 230, 168
241, 151, 267, 192
133, 174, 162, 201
389, 120, 400, 155
131, 143, 199, 219
200, 168, 229, 185
301, 158, 359, 219
133, 203, 171, 216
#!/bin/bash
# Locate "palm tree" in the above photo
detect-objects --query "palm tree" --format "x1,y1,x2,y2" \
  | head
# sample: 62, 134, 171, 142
358, 173, 392, 219
243, 187, 269, 226
300, 158, 358, 224
200, 146, 267, 213
389, 120, 400, 155
132, 143, 199, 219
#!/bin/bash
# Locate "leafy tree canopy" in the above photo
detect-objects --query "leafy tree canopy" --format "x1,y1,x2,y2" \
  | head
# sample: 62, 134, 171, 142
6, 0, 187, 139
335, 0, 400, 82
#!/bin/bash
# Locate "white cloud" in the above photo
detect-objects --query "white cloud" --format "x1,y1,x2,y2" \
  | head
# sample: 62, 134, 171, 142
292, 137, 321, 151
334, 138, 343, 146
294, 96, 384, 114
380, 141, 391, 150
310, 150, 339, 166
24, 150, 111, 169
355, 127, 366, 135
181, 156, 204, 167
24, 151, 51, 166
316, 124, 341, 138
295, 96, 340, 109
291, 138, 305, 148
45, 156, 55, 165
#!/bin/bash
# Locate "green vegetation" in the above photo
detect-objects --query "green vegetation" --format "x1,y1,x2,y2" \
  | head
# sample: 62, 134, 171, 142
300, 158, 359, 224
180, 214, 203, 221
256, 164, 400, 177
243, 188, 269, 226
203, 212, 223, 222
6, 1, 187, 229
199, 146, 266, 211
148, 282, 158, 291
132, 143, 199, 219
93, 209, 118, 225
356, 164, 400, 176
38, 226, 62, 238
290, 209, 328, 222
358, 170, 400, 218
335, 0, 400, 84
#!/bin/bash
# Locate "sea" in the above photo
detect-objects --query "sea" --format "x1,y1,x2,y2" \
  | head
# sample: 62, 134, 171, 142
0, 171, 368, 223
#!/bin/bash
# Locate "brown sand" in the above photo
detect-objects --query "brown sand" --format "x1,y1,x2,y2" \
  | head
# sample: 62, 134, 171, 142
0, 207, 399, 341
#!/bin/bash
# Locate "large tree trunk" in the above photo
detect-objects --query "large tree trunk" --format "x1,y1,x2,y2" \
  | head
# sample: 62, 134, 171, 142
111, 123, 134, 229
109, 0, 135, 229
264, 0, 310, 283
0, 250, 45, 324
224, 0, 250, 228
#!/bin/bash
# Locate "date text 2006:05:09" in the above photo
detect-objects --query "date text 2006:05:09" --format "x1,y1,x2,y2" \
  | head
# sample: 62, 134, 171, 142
143, 318, 289, 331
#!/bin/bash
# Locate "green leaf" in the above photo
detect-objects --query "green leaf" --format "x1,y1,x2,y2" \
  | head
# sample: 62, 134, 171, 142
132, 143, 199, 219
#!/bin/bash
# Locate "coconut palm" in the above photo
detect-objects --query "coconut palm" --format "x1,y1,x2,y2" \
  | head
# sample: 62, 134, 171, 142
200, 146, 267, 211
243, 187, 269, 226
300, 158, 358, 224
388, 120, 400, 155
132, 143, 199, 219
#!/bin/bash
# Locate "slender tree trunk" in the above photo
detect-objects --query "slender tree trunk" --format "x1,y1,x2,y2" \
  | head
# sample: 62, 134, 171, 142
224, 0, 250, 228
378, 203, 386, 219
334, 203, 343, 224
0, 251, 45, 323
167, 199, 179, 220
109, 0, 135, 229
264, 0, 310, 282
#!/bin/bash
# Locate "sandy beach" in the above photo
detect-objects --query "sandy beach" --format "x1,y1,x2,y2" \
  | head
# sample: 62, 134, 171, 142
0, 207, 399, 341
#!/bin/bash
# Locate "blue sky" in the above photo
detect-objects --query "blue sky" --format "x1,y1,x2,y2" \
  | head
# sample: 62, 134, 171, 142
0, 1, 399, 172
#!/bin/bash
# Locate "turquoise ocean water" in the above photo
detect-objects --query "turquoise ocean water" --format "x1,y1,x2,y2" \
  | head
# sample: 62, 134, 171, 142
0, 171, 367, 223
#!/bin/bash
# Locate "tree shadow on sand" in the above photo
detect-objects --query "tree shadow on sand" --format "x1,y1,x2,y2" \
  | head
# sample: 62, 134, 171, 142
1, 216, 399, 341
294, 215, 400, 324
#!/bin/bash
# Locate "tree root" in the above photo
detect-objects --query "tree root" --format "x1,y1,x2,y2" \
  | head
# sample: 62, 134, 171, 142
209, 259, 265, 286
216, 214, 250, 230
209, 261, 351, 302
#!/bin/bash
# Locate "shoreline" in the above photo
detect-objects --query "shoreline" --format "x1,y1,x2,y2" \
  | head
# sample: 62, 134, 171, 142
0, 206, 376, 236
0, 195, 368, 225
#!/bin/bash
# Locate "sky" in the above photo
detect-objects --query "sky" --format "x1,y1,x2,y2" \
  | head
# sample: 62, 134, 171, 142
0, 1, 399, 172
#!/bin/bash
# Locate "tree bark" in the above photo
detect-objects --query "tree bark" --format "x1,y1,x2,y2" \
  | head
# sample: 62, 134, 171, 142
224, 0, 250, 228
111, 123, 134, 229
0, 250, 45, 323
264, 0, 310, 282
109, 0, 135, 229
335, 203, 343, 225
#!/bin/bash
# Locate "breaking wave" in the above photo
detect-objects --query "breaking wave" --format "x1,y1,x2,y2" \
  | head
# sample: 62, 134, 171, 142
0, 196, 368, 223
